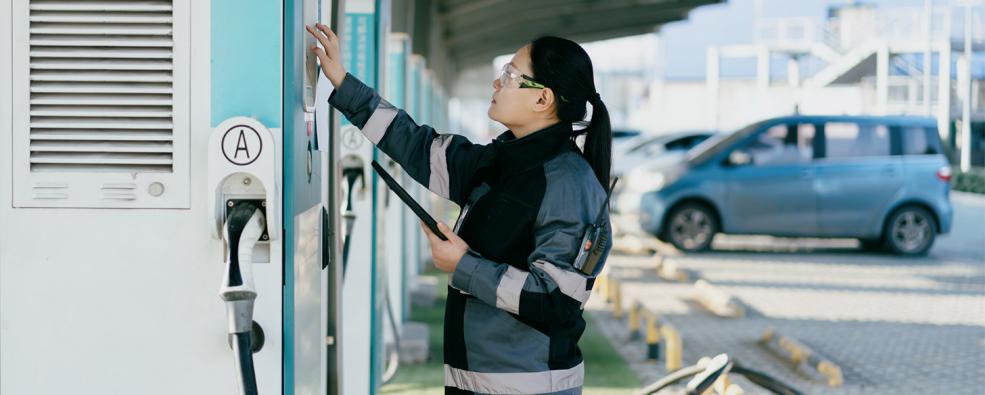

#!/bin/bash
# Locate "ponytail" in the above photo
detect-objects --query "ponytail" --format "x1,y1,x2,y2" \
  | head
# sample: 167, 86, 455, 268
530, 36, 612, 188
582, 95, 612, 187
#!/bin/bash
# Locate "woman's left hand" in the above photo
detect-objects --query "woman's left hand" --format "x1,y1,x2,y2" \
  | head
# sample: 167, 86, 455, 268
421, 222, 469, 273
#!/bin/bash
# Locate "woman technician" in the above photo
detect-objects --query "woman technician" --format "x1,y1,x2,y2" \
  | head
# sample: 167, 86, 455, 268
308, 24, 613, 395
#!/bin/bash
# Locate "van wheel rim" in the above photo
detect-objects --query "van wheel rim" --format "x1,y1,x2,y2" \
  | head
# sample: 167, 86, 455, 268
670, 209, 711, 249
892, 211, 930, 252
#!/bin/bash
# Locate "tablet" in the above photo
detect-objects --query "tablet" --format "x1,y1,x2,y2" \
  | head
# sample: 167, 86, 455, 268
371, 161, 448, 241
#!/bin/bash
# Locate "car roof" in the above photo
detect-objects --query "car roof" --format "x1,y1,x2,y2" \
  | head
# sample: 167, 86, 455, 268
612, 129, 642, 139
660, 130, 718, 138
686, 115, 941, 166
760, 115, 937, 127
624, 131, 717, 151
635, 130, 717, 143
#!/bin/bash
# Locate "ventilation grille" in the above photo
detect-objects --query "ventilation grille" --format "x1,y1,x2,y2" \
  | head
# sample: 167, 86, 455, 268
28, 0, 175, 173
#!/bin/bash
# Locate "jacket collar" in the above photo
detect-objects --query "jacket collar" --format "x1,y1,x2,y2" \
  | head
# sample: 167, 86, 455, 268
491, 122, 574, 175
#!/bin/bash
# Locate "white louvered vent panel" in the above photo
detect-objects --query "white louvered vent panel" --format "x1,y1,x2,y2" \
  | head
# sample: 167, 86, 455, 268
13, 0, 189, 208
28, 0, 175, 173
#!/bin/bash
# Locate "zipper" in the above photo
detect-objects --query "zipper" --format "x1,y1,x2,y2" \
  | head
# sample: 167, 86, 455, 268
447, 183, 492, 295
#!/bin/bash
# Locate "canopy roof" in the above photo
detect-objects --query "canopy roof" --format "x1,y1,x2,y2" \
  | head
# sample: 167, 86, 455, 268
436, 0, 722, 67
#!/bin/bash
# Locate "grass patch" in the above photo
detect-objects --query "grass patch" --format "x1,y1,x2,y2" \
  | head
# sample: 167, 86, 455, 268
380, 271, 448, 395
953, 167, 985, 194
581, 314, 642, 394
382, 271, 640, 395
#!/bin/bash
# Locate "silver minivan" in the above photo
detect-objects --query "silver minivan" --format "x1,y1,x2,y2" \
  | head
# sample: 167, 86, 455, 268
622, 116, 954, 256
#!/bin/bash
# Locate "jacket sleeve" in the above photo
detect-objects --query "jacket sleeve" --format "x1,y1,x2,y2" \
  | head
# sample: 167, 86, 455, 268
328, 73, 488, 206
449, 167, 612, 326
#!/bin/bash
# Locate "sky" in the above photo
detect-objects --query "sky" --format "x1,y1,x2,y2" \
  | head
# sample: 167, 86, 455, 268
578, 0, 982, 79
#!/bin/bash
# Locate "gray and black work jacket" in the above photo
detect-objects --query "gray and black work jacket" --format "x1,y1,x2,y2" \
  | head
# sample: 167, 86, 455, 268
329, 73, 612, 395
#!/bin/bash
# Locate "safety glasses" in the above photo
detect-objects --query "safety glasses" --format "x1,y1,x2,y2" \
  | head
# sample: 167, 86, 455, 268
498, 63, 547, 90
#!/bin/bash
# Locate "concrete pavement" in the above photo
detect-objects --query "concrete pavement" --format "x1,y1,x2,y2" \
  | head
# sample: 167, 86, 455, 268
590, 192, 985, 394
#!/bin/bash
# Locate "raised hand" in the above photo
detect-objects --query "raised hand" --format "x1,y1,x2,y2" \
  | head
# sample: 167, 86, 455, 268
305, 23, 347, 89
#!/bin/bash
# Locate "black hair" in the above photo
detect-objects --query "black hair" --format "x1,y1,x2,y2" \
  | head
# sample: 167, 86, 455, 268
529, 36, 612, 188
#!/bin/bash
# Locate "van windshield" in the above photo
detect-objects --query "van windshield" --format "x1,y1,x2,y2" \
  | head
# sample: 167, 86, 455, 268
686, 121, 764, 165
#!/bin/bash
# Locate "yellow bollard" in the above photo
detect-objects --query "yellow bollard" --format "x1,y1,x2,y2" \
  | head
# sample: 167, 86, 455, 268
652, 253, 664, 272
661, 324, 682, 371
714, 373, 742, 395
598, 275, 609, 301
612, 281, 624, 319
818, 360, 844, 388
645, 312, 661, 362
628, 302, 641, 340
724, 384, 745, 395
760, 327, 844, 388
694, 279, 745, 318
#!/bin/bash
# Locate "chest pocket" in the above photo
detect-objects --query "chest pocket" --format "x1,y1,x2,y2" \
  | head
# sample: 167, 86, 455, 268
453, 183, 491, 233
482, 194, 536, 260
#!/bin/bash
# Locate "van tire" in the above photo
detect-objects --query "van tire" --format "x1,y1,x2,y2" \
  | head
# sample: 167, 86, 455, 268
884, 206, 937, 256
664, 203, 718, 253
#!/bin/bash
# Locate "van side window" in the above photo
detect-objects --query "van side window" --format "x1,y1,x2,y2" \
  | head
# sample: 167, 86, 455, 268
902, 126, 942, 155
824, 123, 889, 159
739, 124, 814, 165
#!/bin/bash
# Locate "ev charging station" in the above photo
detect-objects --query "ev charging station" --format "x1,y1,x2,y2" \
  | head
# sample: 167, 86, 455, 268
0, 0, 454, 395
0, 0, 450, 393
408, 54, 431, 270
335, 0, 388, 393
386, 32, 413, 323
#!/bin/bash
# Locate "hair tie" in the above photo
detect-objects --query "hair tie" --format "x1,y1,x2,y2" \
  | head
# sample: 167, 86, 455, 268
589, 92, 602, 106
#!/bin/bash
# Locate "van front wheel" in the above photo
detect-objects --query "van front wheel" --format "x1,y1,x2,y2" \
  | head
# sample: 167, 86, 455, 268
664, 203, 717, 252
